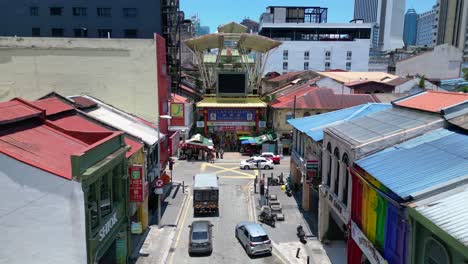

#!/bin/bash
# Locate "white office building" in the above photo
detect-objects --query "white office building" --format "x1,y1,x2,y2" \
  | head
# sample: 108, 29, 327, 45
353, 0, 405, 51
416, 7, 437, 46
259, 6, 372, 73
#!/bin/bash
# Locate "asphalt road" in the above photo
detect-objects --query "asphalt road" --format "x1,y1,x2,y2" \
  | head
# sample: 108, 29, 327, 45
166, 158, 291, 264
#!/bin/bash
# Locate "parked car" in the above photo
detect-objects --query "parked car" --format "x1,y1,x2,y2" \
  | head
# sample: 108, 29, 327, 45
259, 152, 281, 164
240, 157, 273, 170
188, 220, 213, 255
235, 222, 272, 256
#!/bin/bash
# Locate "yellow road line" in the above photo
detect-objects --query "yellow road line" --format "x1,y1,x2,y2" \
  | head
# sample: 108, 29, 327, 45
168, 195, 192, 264
220, 175, 255, 179
272, 250, 288, 264
200, 163, 206, 172
205, 163, 255, 177
212, 165, 242, 175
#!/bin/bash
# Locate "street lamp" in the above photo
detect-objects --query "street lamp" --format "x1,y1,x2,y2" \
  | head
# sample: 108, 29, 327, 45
157, 114, 172, 229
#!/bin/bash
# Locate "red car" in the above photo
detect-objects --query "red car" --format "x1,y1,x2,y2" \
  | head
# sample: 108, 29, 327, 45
259, 152, 281, 164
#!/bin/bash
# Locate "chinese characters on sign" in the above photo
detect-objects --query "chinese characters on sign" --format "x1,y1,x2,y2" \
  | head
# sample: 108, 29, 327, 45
306, 160, 319, 184
208, 109, 255, 121
129, 165, 144, 202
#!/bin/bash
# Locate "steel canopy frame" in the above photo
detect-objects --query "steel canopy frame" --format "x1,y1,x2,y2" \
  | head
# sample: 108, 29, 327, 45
184, 30, 281, 94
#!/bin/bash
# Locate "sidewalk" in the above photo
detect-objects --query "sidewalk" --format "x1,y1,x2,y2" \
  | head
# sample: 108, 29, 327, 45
131, 183, 189, 264
252, 185, 332, 264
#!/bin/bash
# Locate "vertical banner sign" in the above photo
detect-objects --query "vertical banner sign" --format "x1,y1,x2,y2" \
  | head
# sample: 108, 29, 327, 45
306, 160, 319, 184
170, 103, 184, 118
129, 165, 144, 202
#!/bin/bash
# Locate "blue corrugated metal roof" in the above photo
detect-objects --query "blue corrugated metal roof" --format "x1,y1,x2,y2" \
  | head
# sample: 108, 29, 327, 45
413, 184, 468, 247
287, 103, 391, 141
356, 128, 468, 200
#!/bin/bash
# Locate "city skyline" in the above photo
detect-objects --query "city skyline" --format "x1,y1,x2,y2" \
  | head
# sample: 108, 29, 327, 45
180, 0, 436, 33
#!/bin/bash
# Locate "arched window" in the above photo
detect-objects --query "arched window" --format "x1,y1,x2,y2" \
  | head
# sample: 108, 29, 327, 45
424, 237, 450, 264
326, 143, 332, 186
333, 147, 340, 195
342, 153, 349, 205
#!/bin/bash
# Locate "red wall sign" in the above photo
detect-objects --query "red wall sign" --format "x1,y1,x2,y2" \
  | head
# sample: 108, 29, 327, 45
129, 165, 144, 202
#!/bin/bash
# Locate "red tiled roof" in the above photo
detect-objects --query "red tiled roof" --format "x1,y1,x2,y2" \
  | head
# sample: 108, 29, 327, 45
39, 100, 143, 158
31, 97, 75, 116
0, 119, 89, 180
267, 71, 306, 83
72, 96, 98, 109
270, 84, 377, 109
393, 91, 468, 113
171, 93, 189, 103
0, 99, 43, 125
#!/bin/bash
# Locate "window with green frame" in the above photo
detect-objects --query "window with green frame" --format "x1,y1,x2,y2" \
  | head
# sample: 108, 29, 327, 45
424, 237, 450, 264
87, 182, 99, 229
100, 172, 112, 217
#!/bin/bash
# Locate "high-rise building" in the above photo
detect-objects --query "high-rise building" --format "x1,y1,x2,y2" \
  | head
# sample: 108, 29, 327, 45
434, 0, 468, 63
240, 18, 260, 33
0, 0, 162, 38
416, 6, 437, 46
403, 9, 418, 46
259, 6, 372, 73
354, 0, 405, 51
354, 0, 379, 23
190, 15, 210, 36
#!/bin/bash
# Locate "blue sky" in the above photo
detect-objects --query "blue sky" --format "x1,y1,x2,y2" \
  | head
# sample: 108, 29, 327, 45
180, 0, 436, 33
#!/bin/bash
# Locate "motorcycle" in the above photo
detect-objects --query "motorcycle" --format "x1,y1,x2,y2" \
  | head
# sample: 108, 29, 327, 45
297, 225, 306, 243
285, 184, 292, 197
258, 206, 276, 228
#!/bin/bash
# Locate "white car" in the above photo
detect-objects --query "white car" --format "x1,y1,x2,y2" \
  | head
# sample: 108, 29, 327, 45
240, 157, 274, 170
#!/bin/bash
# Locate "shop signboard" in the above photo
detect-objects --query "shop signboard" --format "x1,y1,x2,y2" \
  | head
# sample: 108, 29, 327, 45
351, 221, 388, 264
129, 165, 144, 202
305, 160, 319, 184
213, 126, 252, 132
208, 109, 255, 121
170, 103, 184, 118
207, 121, 255, 126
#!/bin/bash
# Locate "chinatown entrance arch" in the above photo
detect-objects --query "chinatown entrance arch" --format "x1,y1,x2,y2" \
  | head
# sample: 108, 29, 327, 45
185, 22, 281, 152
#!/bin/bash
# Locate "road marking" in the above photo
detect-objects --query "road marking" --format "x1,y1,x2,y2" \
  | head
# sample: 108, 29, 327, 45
212, 165, 243, 175
272, 249, 288, 264
205, 163, 255, 178
200, 163, 206, 172
220, 175, 255, 179
167, 195, 192, 264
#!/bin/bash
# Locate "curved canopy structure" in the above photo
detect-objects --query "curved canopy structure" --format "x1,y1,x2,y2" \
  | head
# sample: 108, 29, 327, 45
218, 22, 248, 33
184, 22, 281, 95
184, 33, 281, 53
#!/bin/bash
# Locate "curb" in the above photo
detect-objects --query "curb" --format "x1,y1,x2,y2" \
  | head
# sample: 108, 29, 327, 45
158, 189, 191, 264
174, 188, 190, 227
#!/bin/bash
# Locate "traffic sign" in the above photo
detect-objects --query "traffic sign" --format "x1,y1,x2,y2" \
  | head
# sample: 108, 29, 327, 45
154, 179, 164, 188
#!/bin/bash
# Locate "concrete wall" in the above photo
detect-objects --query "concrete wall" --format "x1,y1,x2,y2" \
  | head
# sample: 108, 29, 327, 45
396, 44, 463, 79
0, 0, 161, 38
0, 37, 160, 121
263, 39, 370, 74
316, 78, 352, 94
0, 154, 87, 264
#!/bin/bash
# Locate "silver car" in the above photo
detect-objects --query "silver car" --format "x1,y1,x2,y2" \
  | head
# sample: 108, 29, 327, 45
188, 221, 213, 255
235, 222, 272, 256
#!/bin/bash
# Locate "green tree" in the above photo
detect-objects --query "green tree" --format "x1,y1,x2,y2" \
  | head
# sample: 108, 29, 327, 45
462, 68, 468, 81
418, 75, 426, 88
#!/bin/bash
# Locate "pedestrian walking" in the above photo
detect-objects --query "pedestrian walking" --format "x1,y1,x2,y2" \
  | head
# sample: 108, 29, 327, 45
215, 146, 219, 159
220, 147, 224, 159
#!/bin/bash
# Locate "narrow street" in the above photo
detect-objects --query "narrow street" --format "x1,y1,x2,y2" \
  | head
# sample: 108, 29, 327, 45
135, 154, 339, 264
167, 158, 289, 264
